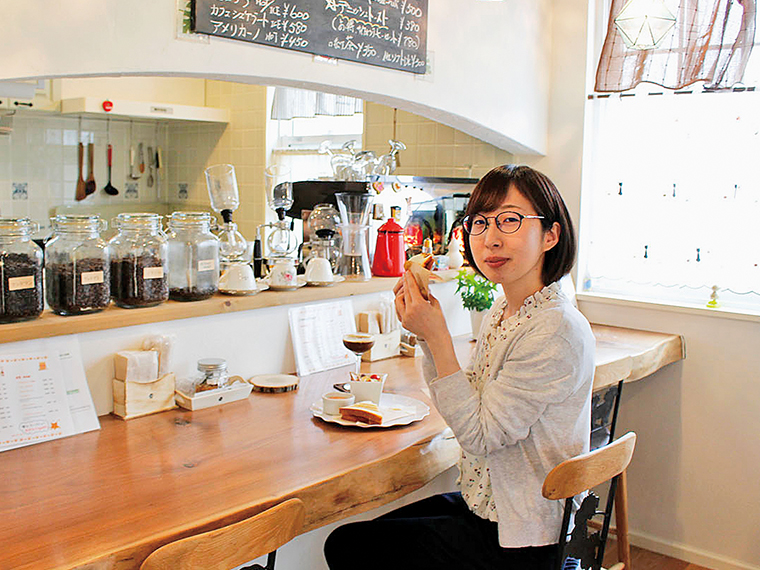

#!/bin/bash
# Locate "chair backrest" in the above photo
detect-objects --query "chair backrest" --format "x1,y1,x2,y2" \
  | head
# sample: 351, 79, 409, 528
543, 432, 636, 500
542, 433, 636, 570
140, 498, 305, 570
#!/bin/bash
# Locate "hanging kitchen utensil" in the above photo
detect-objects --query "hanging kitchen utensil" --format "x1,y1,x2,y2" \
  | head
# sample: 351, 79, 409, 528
84, 142, 97, 195
128, 122, 140, 180
75, 142, 86, 201
138, 143, 145, 174
103, 144, 119, 195
146, 146, 154, 187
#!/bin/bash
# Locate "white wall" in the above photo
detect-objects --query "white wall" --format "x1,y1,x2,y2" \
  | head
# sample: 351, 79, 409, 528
533, 1, 760, 568
0, 0, 551, 155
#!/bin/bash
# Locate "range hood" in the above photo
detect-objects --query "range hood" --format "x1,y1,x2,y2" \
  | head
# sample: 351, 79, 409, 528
60, 97, 229, 123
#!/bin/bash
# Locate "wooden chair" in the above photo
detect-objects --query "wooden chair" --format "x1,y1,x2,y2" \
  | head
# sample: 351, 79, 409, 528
140, 498, 305, 570
543, 432, 637, 570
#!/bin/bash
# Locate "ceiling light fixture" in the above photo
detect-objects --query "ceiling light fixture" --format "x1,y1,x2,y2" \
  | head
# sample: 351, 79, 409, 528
614, 0, 677, 50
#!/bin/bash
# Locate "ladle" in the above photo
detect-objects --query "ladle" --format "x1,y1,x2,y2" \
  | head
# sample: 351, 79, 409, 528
103, 144, 119, 195
75, 142, 86, 201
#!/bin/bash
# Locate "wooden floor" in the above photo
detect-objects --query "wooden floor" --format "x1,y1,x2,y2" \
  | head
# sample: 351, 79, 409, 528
603, 539, 712, 570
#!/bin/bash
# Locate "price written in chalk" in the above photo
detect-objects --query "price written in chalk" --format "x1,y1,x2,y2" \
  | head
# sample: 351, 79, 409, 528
192, 0, 428, 74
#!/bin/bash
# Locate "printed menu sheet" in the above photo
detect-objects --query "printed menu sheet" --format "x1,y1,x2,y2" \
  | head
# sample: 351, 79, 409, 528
289, 300, 355, 376
0, 338, 99, 453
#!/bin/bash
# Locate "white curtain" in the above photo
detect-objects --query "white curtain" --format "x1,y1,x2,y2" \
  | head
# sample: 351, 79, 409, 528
270, 87, 363, 120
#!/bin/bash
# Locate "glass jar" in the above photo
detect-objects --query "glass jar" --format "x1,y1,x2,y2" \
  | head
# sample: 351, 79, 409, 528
0, 218, 44, 323
194, 358, 229, 392
108, 213, 169, 309
45, 215, 110, 316
166, 212, 219, 301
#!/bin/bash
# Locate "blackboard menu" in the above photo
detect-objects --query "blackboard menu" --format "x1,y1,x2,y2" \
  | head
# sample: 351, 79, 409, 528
192, 0, 428, 74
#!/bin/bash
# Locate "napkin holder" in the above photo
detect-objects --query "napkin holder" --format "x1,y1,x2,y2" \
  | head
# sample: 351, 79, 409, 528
113, 372, 176, 420
357, 310, 400, 362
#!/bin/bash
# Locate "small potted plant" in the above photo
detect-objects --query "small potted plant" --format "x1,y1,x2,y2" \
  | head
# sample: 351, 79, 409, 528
455, 269, 498, 338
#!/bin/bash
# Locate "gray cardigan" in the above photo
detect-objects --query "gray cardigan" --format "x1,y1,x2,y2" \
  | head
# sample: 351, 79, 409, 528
420, 283, 595, 547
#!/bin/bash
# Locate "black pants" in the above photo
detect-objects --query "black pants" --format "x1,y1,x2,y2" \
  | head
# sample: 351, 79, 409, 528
323, 493, 559, 570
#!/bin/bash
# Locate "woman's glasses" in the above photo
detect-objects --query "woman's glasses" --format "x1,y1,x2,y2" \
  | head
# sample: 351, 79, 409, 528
462, 211, 545, 236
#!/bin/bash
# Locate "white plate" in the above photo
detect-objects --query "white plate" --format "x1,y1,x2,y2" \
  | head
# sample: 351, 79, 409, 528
263, 276, 307, 291
306, 275, 345, 287
219, 283, 269, 296
310, 393, 429, 428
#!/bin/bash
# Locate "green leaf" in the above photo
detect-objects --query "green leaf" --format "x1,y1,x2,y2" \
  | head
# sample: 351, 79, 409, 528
455, 269, 497, 312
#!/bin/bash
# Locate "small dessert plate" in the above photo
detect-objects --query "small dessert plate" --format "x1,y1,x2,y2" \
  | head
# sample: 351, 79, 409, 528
306, 275, 345, 287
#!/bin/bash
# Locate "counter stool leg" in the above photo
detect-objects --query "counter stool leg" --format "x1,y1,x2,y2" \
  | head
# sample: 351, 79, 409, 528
614, 470, 632, 569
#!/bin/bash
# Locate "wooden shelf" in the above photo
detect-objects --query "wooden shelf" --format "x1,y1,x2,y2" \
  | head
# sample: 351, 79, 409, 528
0, 277, 400, 345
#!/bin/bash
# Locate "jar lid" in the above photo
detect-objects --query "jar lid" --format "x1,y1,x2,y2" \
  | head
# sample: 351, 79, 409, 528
51, 214, 105, 233
168, 211, 213, 228
0, 217, 37, 237
113, 212, 162, 230
197, 358, 228, 373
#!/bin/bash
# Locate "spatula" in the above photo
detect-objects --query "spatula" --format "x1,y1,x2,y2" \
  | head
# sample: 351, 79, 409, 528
84, 143, 96, 195
103, 144, 119, 195
75, 142, 87, 201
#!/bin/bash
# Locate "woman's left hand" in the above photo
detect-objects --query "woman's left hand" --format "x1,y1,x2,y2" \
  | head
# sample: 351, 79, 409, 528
394, 272, 448, 343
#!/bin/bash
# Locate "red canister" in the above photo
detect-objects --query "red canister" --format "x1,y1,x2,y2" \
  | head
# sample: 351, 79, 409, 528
372, 218, 405, 277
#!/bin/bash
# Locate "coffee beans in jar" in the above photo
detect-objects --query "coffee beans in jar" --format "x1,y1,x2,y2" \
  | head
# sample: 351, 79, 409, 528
45, 215, 110, 316
0, 218, 44, 323
110, 254, 169, 307
108, 213, 169, 309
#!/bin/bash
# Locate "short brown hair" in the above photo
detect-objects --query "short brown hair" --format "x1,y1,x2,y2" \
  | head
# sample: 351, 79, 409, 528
462, 165, 576, 286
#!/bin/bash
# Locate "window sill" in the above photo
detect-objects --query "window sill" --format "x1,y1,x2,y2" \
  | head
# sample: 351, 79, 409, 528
576, 291, 760, 324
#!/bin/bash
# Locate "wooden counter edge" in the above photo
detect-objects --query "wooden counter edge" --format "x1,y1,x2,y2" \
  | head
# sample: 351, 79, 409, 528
71, 430, 460, 570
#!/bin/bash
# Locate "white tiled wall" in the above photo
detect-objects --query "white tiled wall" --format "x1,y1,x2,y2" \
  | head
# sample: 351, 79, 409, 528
166, 80, 268, 241
0, 113, 169, 230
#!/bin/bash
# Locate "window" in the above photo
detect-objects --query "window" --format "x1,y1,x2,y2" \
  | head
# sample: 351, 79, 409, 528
579, 3, 760, 314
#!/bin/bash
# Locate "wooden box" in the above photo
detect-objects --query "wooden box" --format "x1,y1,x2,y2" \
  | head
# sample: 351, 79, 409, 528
361, 329, 401, 362
112, 372, 176, 420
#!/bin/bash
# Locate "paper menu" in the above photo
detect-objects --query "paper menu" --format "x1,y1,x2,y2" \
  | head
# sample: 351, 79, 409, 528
288, 300, 355, 376
0, 338, 99, 453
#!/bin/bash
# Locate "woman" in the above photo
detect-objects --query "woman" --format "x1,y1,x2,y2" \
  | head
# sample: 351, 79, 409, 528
324, 165, 595, 570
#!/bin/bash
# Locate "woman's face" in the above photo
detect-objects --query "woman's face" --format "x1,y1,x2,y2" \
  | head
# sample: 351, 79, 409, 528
468, 185, 559, 296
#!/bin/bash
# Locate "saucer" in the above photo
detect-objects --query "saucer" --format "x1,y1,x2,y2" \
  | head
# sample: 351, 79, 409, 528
306, 275, 345, 287
219, 282, 268, 296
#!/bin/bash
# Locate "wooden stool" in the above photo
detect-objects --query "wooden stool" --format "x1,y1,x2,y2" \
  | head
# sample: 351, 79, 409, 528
543, 432, 636, 570
140, 498, 305, 570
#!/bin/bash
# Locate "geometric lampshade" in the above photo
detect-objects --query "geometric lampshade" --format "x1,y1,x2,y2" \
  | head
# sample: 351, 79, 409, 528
614, 0, 677, 50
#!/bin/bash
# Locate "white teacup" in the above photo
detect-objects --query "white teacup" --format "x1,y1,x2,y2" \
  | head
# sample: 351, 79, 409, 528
269, 258, 297, 287
322, 391, 355, 415
306, 257, 334, 283
219, 263, 256, 291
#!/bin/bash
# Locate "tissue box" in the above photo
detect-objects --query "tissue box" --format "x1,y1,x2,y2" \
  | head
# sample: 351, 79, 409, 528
112, 372, 176, 420
361, 329, 401, 362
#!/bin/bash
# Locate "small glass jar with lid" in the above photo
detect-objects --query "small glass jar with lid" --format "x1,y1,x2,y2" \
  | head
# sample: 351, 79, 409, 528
166, 212, 220, 301
45, 215, 110, 316
0, 218, 44, 323
108, 213, 169, 309
194, 358, 230, 392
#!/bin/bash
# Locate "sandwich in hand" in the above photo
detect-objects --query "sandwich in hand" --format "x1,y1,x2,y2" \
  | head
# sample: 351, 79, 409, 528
339, 400, 383, 425
404, 253, 441, 300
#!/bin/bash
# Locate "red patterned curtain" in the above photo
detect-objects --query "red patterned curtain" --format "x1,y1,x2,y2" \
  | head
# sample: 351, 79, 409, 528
595, 0, 756, 92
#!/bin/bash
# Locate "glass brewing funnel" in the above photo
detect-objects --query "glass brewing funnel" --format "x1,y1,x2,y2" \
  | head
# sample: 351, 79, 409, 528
335, 192, 373, 281
204, 164, 248, 265
265, 164, 294, 221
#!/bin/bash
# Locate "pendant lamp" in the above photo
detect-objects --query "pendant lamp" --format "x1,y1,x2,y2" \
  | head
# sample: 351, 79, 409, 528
614, 0, 677, 50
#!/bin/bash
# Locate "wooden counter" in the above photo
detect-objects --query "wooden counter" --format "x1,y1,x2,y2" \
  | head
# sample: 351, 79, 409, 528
0, 329, 684, 570
0, 277, 400, 345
